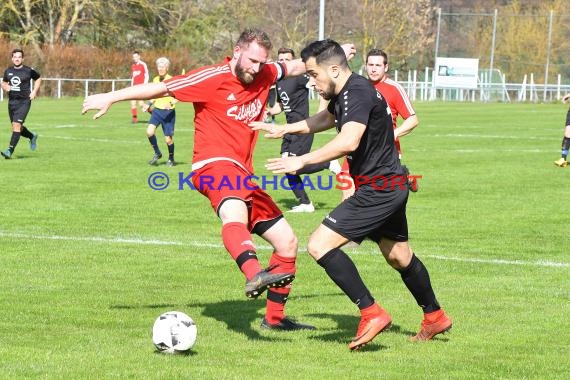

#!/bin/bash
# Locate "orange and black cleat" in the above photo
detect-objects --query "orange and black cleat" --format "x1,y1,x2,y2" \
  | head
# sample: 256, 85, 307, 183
411, 309, 452, 341
349, 308, 392, 351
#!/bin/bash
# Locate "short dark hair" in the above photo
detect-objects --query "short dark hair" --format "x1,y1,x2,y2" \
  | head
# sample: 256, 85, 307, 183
11, 48, 24, 57
300, 39, 347, 68
366, 48, 388, 65
237, 28, 272, 51
277, 47, 295, 57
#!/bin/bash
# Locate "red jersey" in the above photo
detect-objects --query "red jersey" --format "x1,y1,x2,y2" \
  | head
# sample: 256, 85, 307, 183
131, 61, 149, 86
374, 77, 415, 154
165, 58, 285, 173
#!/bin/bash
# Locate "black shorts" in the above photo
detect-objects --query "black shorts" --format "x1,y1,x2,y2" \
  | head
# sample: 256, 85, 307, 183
8, 99, 32, 124
322, 185, 409, 244
565, 109, 570, 127
281, 134, 314, 156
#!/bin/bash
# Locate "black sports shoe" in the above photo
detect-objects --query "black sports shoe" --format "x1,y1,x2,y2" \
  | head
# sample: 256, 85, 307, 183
1, 149, 11, 159
245, 266, 295, 299
166, 159, 175, 167
261, 317, 316, 331
148, 152, 162, 165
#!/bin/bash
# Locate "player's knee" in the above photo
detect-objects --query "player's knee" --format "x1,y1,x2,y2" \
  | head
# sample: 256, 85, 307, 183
277, 232, 298, 257
381, 242, 412, 270
306, 237, 326, 260
289, 233, 299, 254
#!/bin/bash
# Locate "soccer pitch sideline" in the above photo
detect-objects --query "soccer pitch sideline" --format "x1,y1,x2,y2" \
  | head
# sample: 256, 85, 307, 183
0, 97, 568, 379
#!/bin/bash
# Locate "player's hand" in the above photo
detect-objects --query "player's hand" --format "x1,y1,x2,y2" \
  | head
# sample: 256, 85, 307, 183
341, 43, 356, 62
249, 121, 286, 139
563, 94, 570, 103
82, 93, 113, 119
265, 156, 304, 174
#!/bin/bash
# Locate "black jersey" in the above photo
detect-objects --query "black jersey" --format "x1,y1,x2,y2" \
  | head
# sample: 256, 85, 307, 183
3, 65, 41, 100
328, 73, 404, 180
276, 74, 310, 123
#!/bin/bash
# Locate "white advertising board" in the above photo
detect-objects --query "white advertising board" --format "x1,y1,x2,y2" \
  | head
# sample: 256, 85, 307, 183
434, 58, 479, 89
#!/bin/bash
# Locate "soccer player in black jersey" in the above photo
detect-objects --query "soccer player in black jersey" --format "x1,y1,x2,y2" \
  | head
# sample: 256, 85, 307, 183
252, 39, 452, 350
1, 49, 41, 159
554, 93, 570, 167
265, 47, 341, 212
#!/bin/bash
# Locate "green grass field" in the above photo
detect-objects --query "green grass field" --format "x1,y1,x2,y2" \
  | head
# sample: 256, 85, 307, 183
1, 98, 568, 379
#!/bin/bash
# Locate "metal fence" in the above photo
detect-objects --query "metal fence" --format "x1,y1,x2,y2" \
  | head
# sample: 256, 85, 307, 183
0, 78, 131, 102
2, 74, 569, 103
433, 8, 570, 90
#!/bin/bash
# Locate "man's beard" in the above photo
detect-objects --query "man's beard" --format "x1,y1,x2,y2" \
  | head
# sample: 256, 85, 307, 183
235, 58, 255, 85
319, 81, 336, 100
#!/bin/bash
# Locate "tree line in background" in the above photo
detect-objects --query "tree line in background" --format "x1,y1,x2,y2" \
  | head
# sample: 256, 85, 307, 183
0, 0, 569, 86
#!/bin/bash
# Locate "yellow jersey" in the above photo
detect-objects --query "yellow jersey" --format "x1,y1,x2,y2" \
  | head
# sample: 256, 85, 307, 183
151, 74, 176, 109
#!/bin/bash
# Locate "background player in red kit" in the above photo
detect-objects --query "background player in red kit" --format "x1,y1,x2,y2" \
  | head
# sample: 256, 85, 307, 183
340, 48, 420, 201
130, 51, 149, 123
366, 49, 419, 161
83, 28, 356, 331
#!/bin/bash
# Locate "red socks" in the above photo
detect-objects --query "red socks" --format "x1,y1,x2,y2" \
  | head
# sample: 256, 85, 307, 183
265, 253, 296, 324
222, 222, 261, 280
222, 222, 298, 324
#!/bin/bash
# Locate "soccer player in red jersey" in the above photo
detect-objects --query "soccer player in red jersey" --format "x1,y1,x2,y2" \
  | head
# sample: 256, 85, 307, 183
83, 28, 356, 331
366, 49, 419, 158
340, 48, 420, 201
130, 51, 149, 123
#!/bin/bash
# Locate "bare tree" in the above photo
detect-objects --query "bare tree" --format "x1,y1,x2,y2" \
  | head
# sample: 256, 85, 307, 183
356, 0, 436, 70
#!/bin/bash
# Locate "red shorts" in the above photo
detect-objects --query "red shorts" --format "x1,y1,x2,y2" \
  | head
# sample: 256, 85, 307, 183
191, 161, 282, 232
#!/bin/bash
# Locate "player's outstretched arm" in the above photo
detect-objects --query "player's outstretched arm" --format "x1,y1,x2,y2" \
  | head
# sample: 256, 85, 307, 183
250, 120, 307, 138
250, 108, 334, 138
264, 120, 364, 175
82, 82, 169, 119
562, 94, 570, 103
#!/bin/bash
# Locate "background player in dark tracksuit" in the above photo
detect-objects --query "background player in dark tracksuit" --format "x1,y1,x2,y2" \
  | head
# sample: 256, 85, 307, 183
266, 47, 341, 213
1, 48, 40, 159
553, 93, 570, 167
252, 39, 452, 350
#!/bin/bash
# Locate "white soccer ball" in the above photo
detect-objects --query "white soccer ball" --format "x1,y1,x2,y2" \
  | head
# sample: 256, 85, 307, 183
152, 311, 197, 354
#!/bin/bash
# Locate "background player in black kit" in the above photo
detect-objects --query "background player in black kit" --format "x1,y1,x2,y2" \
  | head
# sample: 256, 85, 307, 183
252, 39, 451, 350
265, 47, 341, 213
1, 48, 41, 159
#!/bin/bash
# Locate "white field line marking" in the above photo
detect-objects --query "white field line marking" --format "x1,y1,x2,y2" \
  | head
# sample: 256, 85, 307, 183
49, 135, 145, 144
432, 133, 553, 140
34, 123, 196, 133
1, 231, 568, 268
